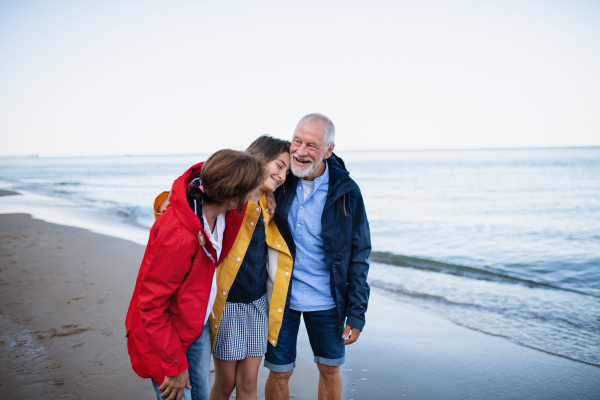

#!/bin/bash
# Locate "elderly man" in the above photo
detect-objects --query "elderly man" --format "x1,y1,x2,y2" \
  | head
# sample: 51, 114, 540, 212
264, 113, 371, 400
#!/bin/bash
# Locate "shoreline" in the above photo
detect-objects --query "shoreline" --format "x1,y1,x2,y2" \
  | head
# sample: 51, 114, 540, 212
1, 212, 598, 399
1, 191, 599, 398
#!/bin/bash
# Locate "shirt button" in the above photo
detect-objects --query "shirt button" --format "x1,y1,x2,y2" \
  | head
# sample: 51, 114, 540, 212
237, 257, 241, 262
297, 224, 300, 227
277, 244, 280, 248
214, 324, 217, 329
285, 272, 289, 276
272, 339, 276, 344
222, 291, 226, 296
256, 207, 260, 212
263, 219, 266, 223
250, 221, 254, 226
266, 208, 269, 212
278, 308, 282, 312
174, 360, 178, 364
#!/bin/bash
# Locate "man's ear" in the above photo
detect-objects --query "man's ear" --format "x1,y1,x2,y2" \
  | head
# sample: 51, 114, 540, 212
324, 143, 335, 159
199, 185, 205, 193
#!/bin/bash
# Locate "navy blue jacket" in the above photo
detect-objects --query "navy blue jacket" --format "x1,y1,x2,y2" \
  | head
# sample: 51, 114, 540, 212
274, 153, 371, 332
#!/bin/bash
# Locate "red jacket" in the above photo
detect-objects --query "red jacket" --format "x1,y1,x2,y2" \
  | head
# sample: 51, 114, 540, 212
125, 163, 245, 385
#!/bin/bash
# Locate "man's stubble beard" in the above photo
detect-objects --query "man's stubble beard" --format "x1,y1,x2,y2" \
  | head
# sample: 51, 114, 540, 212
290, 153, 315, 178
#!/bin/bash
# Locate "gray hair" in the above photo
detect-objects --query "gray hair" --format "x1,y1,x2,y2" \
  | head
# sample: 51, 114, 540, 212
298, 113, 335, 148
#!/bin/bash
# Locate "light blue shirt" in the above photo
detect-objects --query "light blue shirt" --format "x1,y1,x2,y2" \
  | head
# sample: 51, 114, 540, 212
288, 162, 336, 311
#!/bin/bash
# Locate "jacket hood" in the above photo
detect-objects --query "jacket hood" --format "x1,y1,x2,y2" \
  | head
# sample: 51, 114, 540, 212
169, 162, 204, 236
326, 153, 354, 199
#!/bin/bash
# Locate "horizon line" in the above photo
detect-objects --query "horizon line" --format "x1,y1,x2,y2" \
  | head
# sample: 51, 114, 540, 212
1, 145, 599, 159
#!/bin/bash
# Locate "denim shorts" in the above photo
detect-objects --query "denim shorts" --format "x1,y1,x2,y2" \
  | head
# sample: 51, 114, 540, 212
264, 307, 345, 372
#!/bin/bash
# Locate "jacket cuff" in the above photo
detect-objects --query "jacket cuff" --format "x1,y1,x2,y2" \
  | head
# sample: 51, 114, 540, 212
345, 315, 365, 332
162, 349, 189, 378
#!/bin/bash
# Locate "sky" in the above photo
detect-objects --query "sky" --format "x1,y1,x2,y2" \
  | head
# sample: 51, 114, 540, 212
1, 0, 599, 157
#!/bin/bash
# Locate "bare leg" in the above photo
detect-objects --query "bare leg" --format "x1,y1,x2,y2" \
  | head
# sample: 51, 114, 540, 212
317, 364, 341, 400
210, 357, 237, 400
234, 356, 263, 400
264, 370, 293, 400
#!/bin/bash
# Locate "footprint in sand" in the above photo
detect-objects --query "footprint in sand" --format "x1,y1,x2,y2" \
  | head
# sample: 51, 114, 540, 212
51, 377, 66, 386
92, 354, 104, 366
37, 325, 91, 339
15, 365, 33, 375
66, 296, 84, 304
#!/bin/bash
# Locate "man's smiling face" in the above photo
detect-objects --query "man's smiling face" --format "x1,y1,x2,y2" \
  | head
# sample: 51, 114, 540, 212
290, 118, 334, 181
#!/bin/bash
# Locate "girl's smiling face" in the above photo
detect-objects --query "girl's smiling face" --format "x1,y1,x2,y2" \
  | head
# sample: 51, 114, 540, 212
260, 152, 290, 193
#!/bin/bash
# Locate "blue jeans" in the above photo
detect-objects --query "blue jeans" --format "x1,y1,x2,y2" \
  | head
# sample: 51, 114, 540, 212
152, 322, 211, 400
264, 308, 345, 373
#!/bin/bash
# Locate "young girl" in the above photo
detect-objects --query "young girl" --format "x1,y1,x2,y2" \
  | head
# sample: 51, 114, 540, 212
209, 136, 292, 400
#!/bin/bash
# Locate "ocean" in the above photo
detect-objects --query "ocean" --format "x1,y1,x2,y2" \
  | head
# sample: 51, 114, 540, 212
1, 147, 599, 367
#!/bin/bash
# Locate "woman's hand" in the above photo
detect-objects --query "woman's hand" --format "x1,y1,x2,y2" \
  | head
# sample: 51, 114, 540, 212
265, 191, 276, 219
159, 369, 191, 400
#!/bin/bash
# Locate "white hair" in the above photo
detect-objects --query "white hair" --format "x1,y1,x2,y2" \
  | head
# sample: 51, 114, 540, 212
297, 113, 335, 147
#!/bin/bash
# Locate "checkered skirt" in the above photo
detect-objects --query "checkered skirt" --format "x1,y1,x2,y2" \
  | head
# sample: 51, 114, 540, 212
213, 293, 269, 361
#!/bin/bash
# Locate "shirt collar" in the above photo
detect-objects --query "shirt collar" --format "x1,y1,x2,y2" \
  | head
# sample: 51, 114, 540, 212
312, 159, 329, 188
202, 212, 226, 259
298, 160, 329, 201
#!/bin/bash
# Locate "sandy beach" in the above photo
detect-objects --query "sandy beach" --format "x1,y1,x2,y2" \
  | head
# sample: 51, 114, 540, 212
1, 191, 599, 399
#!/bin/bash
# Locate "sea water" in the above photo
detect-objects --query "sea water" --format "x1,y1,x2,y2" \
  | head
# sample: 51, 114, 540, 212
1, 147, 599, 366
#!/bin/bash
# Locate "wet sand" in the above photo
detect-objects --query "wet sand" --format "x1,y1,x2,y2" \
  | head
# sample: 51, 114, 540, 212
0, 212, 155, 399
0, 211, 316, 399
1, 208, 599, 399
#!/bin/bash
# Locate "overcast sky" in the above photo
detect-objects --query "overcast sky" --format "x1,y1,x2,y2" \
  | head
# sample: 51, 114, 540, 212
1, 0, 599, 157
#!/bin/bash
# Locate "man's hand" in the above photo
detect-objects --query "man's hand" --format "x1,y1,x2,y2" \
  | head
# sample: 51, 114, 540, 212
159, 369, 191, 400
158, 191, 172, 214
265, 191, 276, 219
342, 324, 361, 345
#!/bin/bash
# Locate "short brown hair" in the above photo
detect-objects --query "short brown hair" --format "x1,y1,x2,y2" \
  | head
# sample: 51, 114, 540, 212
187, 149, 264, 212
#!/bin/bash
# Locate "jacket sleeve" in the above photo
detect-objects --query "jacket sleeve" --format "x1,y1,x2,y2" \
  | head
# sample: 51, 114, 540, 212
136, 222, 197, 377
345, 187, 371, 332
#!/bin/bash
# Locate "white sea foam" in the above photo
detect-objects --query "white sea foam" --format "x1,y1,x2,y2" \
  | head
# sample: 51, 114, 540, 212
367, 260, 600, 366
0, 183, 150, 246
